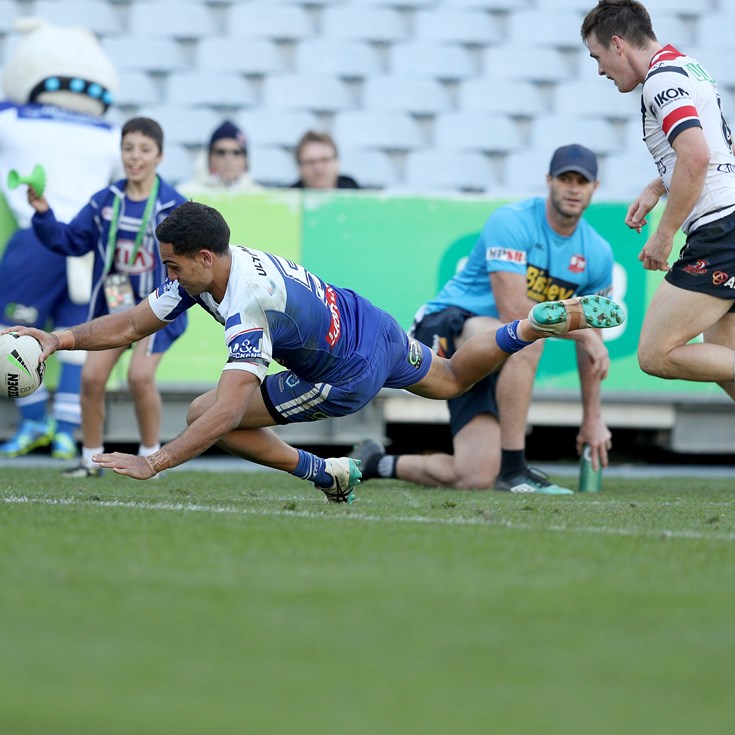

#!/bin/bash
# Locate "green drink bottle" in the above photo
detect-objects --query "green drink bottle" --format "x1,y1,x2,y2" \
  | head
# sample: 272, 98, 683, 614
578, 444, 602, 493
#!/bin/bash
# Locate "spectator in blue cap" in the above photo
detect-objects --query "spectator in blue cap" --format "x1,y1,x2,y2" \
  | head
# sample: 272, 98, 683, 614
180, 120, 261, 196
354, 143, 617, 495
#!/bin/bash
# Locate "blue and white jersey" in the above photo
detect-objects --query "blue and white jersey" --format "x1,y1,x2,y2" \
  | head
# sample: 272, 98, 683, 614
423, 197, 613, 318
149, 245, 387, 384
0, 102, 120, 228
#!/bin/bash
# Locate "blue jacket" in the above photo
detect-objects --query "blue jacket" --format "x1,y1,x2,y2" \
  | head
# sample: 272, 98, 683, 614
32, 176, 187, 322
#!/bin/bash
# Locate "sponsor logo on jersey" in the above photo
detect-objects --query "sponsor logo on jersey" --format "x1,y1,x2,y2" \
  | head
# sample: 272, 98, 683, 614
526, 266, 576, 303
569, 254, 587, 274
712, 270, 729, 286
244, 248, 268, 277
408, 338, 424, 369
114, 240, 155, 274
487, 247, 527, 264
227, 328, 264, 361
325, 285, 341, 348
716, 163, 735, 174
653, 86, 691, 109
684, 259, 709, 275
285, 374, 301, 388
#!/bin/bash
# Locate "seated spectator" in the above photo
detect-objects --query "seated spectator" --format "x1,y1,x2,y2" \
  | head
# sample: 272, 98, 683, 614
290, 130, 360, 190
179, 120, 261, 196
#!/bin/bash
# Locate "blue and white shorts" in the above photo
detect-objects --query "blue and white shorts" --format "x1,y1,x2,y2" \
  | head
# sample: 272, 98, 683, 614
261, 312, 432, 424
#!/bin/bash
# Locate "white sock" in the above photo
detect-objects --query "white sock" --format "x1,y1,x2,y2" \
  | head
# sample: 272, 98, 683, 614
82, 446, 103, 468
138, 443, 161, 457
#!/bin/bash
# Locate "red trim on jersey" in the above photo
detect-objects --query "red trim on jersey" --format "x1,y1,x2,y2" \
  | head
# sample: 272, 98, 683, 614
662, 105, 699, 135
650, 44, 684, 67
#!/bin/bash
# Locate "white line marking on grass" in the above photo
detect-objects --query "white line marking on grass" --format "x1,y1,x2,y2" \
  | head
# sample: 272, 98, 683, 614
2, 494, 735, 543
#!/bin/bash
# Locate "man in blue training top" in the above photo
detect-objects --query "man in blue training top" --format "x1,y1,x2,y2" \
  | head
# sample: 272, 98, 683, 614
5, 201, 623, 504
354, 144, 616, 495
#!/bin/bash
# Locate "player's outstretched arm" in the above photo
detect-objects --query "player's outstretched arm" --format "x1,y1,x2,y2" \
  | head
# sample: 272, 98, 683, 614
2, 299, 167, 361
94, 370, 261, 480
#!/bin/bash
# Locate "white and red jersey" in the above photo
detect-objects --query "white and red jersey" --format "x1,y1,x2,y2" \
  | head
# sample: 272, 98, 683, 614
642, 44, 735, 233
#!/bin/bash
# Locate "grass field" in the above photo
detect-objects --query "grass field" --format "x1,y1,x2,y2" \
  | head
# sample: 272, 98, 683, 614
1, 466, 734, 735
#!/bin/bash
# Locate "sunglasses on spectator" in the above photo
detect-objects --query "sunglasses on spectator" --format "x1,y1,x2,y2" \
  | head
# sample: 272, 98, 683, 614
212, 148, 245, 157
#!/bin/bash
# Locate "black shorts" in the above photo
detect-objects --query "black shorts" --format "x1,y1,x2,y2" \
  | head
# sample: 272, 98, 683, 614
411, 306, 500, 436
666, 209, 735, 312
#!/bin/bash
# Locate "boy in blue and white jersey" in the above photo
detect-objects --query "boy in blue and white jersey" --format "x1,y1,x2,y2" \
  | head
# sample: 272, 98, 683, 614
4, 202, 624, 504
355, 145, 616, 495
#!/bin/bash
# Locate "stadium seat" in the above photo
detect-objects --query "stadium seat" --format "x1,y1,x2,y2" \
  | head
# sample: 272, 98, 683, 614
237, 110, 320, 149
553, 80, 639, 120
115, 72, 160, 107
135, 106, 221, 147
696, 14, 734, 51
362, 76, 450, 115
598, 153, 659, 201
501, 149, 556, 197
413, 9, 502, 45
157, 144, 194, 185
0, 1, 19, 32
227, 3, 314, 41
321, 7, 408, 43
483, 46, 573, 83
390, 42, 476, 81
129, 2, 219, 38
443, 0, 532, 9
249, 147, 298, 187
647, 15, 691, 49
196, 38, 287, 76
33, 1, 121, 36
262, 74, 351, 112
338, 149, 398, 190
404, 150, 492, 193
102, 38, 189, 74
294, 39, 381, 79
529, 115, 620, 155
166, 72, 255, 108
433, 112, 523, 153
458, 79, 545, 116
506, 10, 587, 48
332, 111, 425, 151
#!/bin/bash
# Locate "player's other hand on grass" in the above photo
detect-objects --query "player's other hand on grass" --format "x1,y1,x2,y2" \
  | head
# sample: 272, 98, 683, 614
93, 452, 157, 480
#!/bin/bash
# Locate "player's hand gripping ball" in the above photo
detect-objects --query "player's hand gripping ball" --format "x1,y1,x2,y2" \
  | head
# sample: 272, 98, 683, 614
0, 332, 45, 398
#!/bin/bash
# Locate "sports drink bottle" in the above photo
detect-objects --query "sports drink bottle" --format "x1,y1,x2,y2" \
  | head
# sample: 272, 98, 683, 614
578, 444, 602, 493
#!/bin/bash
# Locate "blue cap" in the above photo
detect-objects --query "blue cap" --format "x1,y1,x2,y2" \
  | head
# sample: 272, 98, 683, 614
549, 144, 598, 181
209, 120, 247, 154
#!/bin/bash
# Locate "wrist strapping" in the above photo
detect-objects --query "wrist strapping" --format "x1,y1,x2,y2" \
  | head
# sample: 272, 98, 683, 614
53, 329, 75, 351
145, 448, 171, 474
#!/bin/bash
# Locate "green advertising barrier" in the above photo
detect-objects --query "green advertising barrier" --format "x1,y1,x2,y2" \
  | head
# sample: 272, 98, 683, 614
0, 188, 715, 397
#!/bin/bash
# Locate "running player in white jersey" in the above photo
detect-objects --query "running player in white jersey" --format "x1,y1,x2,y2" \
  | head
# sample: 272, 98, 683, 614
3, 202, 624, 504
582, 1, 735, 410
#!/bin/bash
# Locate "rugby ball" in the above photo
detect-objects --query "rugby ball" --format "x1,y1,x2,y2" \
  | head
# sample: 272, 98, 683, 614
0, 333, 45, 398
